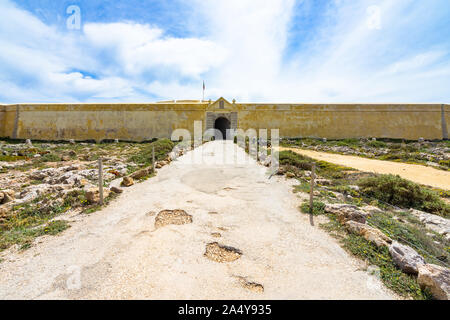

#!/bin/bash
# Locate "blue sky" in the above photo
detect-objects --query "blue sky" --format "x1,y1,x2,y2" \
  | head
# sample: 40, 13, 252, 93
0, 0, 449, 103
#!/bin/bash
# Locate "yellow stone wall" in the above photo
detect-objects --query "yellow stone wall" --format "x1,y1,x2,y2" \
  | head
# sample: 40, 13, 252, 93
0, 102, 448, 141
235, 104, 449, 140
0, 105, 4, 137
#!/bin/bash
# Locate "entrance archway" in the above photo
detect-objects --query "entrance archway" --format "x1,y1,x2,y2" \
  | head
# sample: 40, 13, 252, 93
214, 117, 231, 140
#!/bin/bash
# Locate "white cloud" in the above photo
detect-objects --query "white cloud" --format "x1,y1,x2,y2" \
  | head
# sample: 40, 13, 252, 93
0, 0, 449, 103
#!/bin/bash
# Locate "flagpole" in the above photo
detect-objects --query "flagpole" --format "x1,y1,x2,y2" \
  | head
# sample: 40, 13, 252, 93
202, 81, 205, 102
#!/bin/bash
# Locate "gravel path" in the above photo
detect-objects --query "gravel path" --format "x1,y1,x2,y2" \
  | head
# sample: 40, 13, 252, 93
0, 141, 396, 299
280, 147, 450, 190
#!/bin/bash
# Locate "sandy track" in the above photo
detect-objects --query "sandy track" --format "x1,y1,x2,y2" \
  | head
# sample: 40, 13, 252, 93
280, 147, 450, 190
0, 141, 396, 299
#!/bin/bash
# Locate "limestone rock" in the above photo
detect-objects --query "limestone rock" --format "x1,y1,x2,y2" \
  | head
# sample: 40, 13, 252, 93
285, 172, 295, 179
361, 205, 384, 216
130, 168, 149, 179
417, 264, 450, 300
110, 186, 123, 194
0, 190, 15, 204
345, 220, 366, 234
409, 209, 450, 238
325, 204, 367, 224
85, 188, 110, 204
0, 205, 11, 217
361, 227, 392, 248
389, 241, 426, 274
121, 176, 134, 187
345, 221, 392, 247
325, 203, 359, 213
315, 178, 332, 186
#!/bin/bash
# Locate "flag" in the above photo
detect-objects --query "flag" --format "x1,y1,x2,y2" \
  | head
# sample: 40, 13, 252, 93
203, 81, 205, 90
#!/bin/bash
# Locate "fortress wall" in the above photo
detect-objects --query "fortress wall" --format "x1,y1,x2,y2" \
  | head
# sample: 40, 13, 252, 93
0, 105, 5, 137
237, 104, 447, 140
0, 103, 448, 141
1, 105, 18, 139
5, 104, 206, 141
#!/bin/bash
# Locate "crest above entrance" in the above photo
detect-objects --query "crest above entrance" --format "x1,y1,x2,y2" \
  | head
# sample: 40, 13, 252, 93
207, 97, 235, 111
205, 97, 238, 134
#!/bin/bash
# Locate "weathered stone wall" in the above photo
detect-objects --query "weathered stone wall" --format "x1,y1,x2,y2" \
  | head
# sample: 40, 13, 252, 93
0, 102, 448, 141
236, 104, 449, 140
0, 105, 5, 137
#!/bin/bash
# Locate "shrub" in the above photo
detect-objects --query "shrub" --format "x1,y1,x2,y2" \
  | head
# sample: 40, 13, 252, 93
439, 160, 450, 169
128, 139, 175, 166
358, 174, 449, 217
279, 151, 312, 170
300, 200, 325, 215
40, 153, 60, 162
366, 140, 387, 148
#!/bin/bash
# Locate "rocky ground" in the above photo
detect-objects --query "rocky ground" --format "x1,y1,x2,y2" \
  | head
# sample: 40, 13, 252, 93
258, 148, 450, 299
0, 138, 448, 300
0, 138, 178, 252
0, 141, 398, 300
281, 138, 450, 171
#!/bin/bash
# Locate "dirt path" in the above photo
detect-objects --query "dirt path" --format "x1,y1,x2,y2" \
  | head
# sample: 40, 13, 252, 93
280, 147, 450, 190
0, 141, 396, 299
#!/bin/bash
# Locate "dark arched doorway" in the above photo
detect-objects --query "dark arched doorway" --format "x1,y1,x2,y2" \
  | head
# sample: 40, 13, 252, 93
214, 117, 231, 140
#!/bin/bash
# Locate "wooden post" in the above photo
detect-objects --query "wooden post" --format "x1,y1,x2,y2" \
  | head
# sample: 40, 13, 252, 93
309, 162, 316, 214
98, 158, 104, 206
152, 145, 155, 171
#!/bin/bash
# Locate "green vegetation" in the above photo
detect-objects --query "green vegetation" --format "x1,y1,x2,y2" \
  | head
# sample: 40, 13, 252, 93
279, 150, 352, 180
321, 215, 432, 300
300, 200, 325, 216
285, 148, 447, 299
1, 219, 69, 251
0, 189, 118, 252
366, 140, 387, 148
358, 174, 449, 217
439, 159, 450, 169
128, 139, 175, 168
40, 153, 61, 162
367, 211, 449, 267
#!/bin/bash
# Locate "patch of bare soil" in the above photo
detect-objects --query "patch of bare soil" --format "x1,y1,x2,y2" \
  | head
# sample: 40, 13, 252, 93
237, 277, 264, 293
154, 209, 193, 228
204, 242, 242, 263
